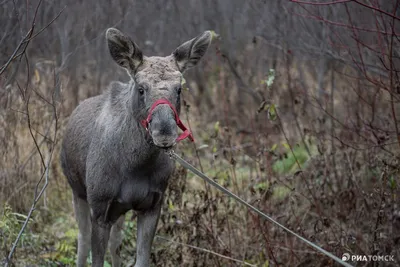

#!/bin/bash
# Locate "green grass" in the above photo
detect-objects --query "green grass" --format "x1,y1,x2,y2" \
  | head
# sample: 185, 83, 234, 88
272, 144, 315, 175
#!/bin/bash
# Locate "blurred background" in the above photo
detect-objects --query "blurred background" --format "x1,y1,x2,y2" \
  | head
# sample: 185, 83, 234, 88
1, 0, 400, 266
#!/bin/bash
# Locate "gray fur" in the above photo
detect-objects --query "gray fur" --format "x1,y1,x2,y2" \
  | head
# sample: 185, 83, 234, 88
109, 215, 125, 266
72, 194, 91, 266
61, 28, 211, 267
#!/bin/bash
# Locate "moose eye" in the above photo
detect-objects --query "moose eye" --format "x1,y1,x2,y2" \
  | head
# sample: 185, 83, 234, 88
138, 88, 145, 95
177, 86, 182, 95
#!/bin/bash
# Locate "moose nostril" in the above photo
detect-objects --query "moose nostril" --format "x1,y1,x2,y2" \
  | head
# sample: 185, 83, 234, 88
162, 141, 169, 147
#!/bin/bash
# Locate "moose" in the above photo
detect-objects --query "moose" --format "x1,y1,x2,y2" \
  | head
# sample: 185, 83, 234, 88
60, 28, 212, 267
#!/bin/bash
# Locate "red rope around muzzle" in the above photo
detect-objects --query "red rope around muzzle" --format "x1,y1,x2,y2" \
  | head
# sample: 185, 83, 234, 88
140, 99, 194, 142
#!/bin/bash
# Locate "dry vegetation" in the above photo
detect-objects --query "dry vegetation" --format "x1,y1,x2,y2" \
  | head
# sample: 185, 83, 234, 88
1, 0, 400, 266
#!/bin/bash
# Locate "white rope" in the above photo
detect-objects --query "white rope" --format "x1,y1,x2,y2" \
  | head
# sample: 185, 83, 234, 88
168, 151, 353, 267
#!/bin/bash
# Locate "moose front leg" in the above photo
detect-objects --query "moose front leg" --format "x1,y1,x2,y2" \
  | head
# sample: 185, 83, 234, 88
134, 204, 162, 267
90, 199, 114, 267
91, 218, 111, 267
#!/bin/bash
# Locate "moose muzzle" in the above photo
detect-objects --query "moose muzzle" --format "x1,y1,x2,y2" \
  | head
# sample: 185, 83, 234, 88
141, 99, 194, 147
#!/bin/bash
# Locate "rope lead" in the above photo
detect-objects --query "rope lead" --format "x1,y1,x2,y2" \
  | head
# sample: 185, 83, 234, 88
168, 150, 353, 267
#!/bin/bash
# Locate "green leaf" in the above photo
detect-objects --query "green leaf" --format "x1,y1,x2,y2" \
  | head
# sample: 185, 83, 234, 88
389, 176, 397, 189
254, 182, 268, 190
282, 142, 290, 150
168, 199, 175, 211
64, 228, 78, 239
197, 144, 209, 150
11, 212, 32, 221
272, 186, 291, 201
272, 144, 312, 174
214, 121, 220, 132
268, 104, 277, 121
217, 171, 229, 182
266, 69, 275, 88
209, 30, 220, 40
212, 146, 217, 153
270, 143, 278, 151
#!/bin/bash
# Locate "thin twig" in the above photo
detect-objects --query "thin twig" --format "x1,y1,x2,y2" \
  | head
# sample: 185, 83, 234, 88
5, 131, 56, 265
290, 0, 351, 5
0, 27, 34, 75
155, 235, 257, 267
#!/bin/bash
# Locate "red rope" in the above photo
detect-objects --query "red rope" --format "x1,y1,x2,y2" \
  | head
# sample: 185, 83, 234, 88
141, 99, 194, 142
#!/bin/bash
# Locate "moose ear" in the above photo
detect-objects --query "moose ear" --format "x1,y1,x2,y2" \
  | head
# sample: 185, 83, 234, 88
173, 31, 212, 72
106, 28, 143, 72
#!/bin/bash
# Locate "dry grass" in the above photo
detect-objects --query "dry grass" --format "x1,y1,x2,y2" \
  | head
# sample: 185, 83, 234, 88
1, 55, 400, 267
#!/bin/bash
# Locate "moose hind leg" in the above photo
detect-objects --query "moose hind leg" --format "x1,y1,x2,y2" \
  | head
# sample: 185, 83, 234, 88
134, 204, 162, 267
109, 215, 125, 267
73, 194, 91, 267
